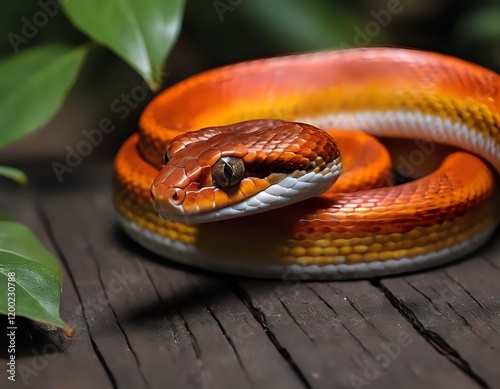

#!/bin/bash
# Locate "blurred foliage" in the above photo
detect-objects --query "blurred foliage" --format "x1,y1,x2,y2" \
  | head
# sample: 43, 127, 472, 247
179, 0, 500, 71
0, 44, 88, 147
0, 166, 27, 185
0, 0, 184, 151
63, 0, 184, 90
0, 1, 498, 157
2, 1, 499, 78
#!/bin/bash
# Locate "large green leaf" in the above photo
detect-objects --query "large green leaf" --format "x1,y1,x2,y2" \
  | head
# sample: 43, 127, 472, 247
0, 44, 88, 148
62, 0, 185, 90
0, 221, 70, 332
0, 166, 27, 185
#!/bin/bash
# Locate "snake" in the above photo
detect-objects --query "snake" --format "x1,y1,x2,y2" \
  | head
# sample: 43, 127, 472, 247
113, 47, 500, 280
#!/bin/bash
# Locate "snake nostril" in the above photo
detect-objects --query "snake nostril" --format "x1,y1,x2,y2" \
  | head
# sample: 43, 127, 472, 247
167, 188, 185, 206
150, 185, 185, 209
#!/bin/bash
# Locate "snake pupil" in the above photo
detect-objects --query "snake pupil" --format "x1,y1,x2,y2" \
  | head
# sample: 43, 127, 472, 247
212, 156, 245, 188
223, 163, 233, 180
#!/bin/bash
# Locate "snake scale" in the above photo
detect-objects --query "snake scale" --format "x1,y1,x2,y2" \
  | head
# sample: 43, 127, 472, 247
114, 48, 500, 279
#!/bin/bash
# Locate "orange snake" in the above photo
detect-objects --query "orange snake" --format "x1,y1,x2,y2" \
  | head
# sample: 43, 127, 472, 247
113, 48, 500, 279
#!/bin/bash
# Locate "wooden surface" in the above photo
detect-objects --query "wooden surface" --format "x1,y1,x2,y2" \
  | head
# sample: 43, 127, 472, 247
1, 162, 499, 389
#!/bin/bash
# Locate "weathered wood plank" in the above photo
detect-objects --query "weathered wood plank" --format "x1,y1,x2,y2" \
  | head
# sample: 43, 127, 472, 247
144, 262, 305, 388
40, 190, 147, 389
200, 278, 304, 388
380, 233, 500, 388
0, 180, 113, 389
61, 166, 309, 388
238, 278, 479, 389
158, 271, 254, 389
40, 186, 207, 388
2, 161, 498, 389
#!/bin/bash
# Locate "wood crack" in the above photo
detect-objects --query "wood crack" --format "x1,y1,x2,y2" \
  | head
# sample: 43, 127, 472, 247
141, 263, 182, 345
231, 283, 311, 389
186, 276, 253, 385
276, 294, 316, 345
483, 257, 500, 271
91, 245, 150, 387
450, 278, 486, 310
308, 285, 375, 359
407, 282, 443, 314
35, 201, 118, 389
376, 281, 489, 389
343, 290, 389, 343
207, 302, 252, 382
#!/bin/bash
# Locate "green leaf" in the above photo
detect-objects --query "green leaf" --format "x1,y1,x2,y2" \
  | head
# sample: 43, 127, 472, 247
0, 221, 70, 332
0, 44, 88, 148
62, 0, 185, 91
0, 166, 27, 185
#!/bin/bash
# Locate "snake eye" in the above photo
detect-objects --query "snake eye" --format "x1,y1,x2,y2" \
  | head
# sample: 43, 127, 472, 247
212, 157, 245, 188
163, 147, 171, 165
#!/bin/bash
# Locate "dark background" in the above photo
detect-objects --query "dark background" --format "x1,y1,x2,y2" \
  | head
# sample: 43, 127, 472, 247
1, 0, 499, 164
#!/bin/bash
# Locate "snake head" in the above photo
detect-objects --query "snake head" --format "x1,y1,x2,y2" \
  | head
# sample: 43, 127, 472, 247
150, 119, 341, 223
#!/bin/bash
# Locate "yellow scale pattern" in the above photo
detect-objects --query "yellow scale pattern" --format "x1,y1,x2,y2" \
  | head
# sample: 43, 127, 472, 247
183, 87, 499, 153
281, 205, 495, 266
114, 48, 500, 276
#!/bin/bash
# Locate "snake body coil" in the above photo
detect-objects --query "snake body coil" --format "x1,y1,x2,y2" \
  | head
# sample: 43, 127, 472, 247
114, 48, 500, 279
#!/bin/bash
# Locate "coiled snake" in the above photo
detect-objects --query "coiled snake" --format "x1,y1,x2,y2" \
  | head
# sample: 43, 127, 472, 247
114, 48, 500, 279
